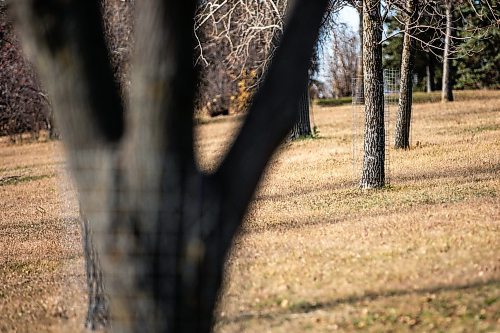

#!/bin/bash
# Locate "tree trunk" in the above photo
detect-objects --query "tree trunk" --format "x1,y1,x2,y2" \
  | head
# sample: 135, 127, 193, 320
12, 0, 329, 332
426, 65, 432, 93
442, 0, 454, 102
289, 84, 312, 139
360, 0, 385, 189
80, 212, 109, 330
426, 54, 435, 93
47, 109, 60, 140
395, 0, 418, 150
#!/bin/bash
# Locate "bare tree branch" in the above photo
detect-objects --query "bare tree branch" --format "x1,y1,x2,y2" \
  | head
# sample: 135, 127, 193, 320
217, 0, 330, 223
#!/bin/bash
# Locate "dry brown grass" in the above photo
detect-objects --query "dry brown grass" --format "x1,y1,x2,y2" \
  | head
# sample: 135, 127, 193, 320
1, 90, 499, 332
0, 142, 87, 332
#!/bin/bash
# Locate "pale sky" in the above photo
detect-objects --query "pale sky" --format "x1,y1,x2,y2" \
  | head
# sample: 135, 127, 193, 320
337, 5, 359, 32
316, 5, 360, 86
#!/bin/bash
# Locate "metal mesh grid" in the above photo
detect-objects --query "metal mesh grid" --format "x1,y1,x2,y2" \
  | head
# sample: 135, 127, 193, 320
351, 76, 365, 187
351, 69, 400, 187
383, 68, 400, 185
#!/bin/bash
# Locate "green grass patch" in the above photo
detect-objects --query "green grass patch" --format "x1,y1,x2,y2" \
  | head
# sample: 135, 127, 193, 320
304, 181, 498, 216
0, 161, 65, 173
2, 259, 59, 275
194, 113, 245, 125
464, 124, 500, 135
0, 173, 54, 186
315, 90, 499, 107
316, 97, 352, 107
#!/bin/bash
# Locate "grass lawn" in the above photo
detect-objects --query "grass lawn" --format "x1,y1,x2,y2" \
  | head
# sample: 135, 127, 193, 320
316, 89, 499, 107
1, 90, 499, 332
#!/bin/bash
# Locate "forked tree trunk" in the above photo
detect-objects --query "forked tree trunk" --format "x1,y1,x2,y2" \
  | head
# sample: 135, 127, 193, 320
395, 0, 418, 150
442, 0, 454, 102
12, 1, 328, 332
360, 0, 385, 189
289, 84, 313, 139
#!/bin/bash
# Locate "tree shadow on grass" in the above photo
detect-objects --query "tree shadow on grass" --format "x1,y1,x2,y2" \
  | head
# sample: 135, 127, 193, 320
240, 215, 346, 235
217, 278, 499, 325
255, 163, 498, 203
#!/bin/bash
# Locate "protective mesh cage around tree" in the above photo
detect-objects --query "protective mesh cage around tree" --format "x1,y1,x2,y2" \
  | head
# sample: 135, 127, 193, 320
351, 69, 400, 187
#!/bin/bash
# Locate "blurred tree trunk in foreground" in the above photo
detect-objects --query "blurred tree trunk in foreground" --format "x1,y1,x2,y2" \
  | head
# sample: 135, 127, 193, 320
12, 0, 328, 331
80, 212, 108, 330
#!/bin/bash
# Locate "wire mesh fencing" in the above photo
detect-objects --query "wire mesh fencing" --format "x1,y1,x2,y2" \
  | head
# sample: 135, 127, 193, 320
351, 69, 400, 187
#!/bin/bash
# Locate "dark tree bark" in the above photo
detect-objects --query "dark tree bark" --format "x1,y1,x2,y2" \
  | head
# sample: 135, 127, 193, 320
442, 0, 454, 102
12, 0, 328, 332
80, 212, 109, 330
360, 0, 385, 189
394, 0, 418, 150
289, 83, 313, 139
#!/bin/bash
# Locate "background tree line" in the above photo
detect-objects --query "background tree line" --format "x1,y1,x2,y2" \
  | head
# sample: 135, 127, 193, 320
326, 0, 499, 100
0, 3, 52, 140
382, 0, 499, 93
1, 0, 345, 139
1, 0, 498, 140
0, 0, 134, 140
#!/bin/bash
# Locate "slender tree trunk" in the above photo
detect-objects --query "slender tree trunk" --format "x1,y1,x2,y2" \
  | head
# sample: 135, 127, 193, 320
289, 83, 312, 139
12, 1, 329, 332
360, 0, 385, 189
46, 107, 61, 140
442, 0, 454, 102
395, 0, 418, 150
426, 62, 434, 93
426, 65, 432, 93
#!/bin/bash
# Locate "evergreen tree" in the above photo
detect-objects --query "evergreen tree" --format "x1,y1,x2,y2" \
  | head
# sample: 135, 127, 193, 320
454, 3, 499, 89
